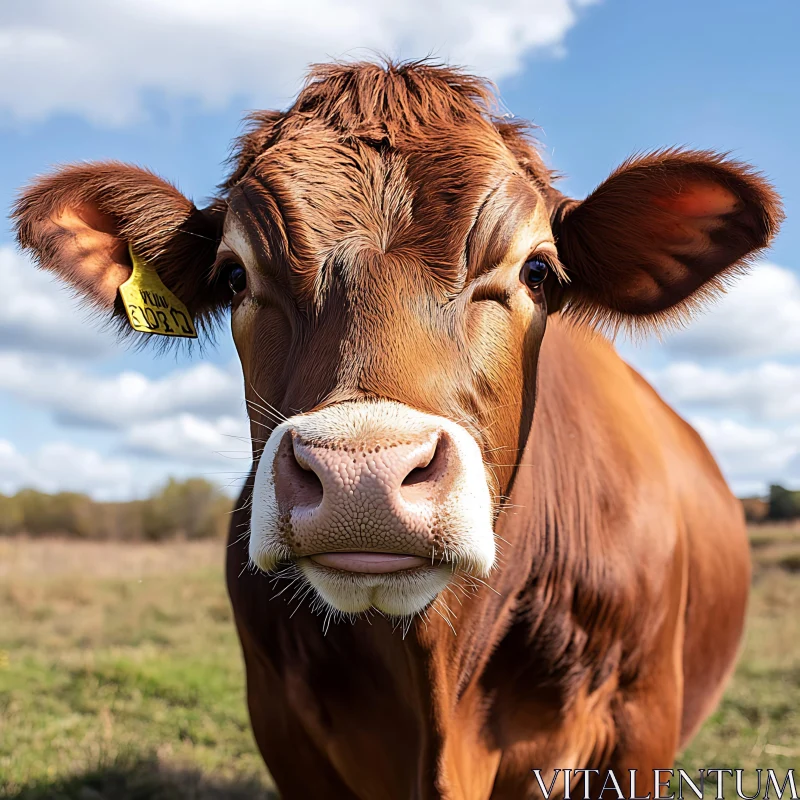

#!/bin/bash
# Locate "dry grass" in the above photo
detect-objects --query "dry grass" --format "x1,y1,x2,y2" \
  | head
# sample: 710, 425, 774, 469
0, 538, 273, 799
0, 538, 224, 580
0, 530, 798, 799
676, 525, 800, 796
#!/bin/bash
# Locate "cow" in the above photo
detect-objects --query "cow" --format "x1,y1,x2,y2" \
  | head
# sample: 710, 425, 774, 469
14, 61, 782, 799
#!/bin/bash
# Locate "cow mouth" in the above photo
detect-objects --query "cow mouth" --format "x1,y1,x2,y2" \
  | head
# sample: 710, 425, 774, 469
250, 401, 497, 614
308, 552, 433, 574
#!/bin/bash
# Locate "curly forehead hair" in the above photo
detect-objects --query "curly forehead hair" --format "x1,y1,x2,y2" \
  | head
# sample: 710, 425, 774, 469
221, 58, 556, 192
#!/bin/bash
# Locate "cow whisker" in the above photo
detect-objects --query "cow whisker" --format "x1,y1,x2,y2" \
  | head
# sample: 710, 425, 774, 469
229, 527, 251, 547
289, 584, 316, 619
443, 584, 464, 608
460, 573, 501, 597
245, 400, 285, 427
247, 385, 289, 423
431, 600, 457, 636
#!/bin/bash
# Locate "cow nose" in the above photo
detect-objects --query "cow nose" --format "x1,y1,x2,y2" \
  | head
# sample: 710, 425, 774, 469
272, 428, 451, 564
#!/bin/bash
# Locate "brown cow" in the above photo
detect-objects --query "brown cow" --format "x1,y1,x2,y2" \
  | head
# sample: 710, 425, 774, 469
14, 61, 782, 799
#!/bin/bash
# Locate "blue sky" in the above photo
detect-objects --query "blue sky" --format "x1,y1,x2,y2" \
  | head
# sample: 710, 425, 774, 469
0, 0, 798, 499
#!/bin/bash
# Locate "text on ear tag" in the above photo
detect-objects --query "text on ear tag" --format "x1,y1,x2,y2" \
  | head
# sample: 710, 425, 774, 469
119, 246, 197, 338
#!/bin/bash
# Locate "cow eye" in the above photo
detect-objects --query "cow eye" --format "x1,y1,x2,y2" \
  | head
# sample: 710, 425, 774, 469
520, 256, 549, 289
228, 265, 247, 294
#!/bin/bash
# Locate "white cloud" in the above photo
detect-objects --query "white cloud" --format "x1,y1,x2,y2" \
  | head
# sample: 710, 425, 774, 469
0, 246, 252, 495
621, 260, 800, 494
0, 436, 247, 500
661, 263, 800, 360
0, 247, 111, 358
646, 361, 800, 421
0, 0, 597, 125
125, 413, 250, 464
0, 438, 143, 500
689, 417, 800, 497
0, 353, 245, 428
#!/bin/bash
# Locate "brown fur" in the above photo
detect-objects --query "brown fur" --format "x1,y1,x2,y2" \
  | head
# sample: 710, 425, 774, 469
13, 162, 226, 338
552, 148, 783, 331
13, 60, 782, 799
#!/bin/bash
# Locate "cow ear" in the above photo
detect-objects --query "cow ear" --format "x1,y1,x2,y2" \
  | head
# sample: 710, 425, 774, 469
550, 149, 783, 329
13, 162, 226, 340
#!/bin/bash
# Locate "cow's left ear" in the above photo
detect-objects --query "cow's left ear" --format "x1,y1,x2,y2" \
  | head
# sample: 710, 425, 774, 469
550, 149, 783, 327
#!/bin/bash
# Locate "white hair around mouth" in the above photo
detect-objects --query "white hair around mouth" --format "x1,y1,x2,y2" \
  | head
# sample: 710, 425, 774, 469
249, 399, 496, 621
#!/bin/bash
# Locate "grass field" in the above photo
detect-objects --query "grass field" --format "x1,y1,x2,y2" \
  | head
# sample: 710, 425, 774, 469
0, 530, 798, 799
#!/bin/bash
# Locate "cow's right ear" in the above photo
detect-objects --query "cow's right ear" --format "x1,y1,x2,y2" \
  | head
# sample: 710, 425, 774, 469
13, 162, 226, 337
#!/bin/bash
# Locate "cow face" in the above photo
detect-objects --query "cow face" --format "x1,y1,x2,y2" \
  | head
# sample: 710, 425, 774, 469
217, 119, 557, 616
14, 63, 781, 619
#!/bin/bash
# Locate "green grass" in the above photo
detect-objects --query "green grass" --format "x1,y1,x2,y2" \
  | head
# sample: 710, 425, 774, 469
0, 539, 275, 799
677, 525, 800, 797
1, 530, 798, 799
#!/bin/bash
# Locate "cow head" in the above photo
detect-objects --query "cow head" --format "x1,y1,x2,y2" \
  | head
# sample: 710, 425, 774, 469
14, 62, 781, 619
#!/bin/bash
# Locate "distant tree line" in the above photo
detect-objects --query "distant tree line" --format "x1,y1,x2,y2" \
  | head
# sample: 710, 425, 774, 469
741, 484, 800, 523
0, 478, 232, 540
3, 478, 797, 537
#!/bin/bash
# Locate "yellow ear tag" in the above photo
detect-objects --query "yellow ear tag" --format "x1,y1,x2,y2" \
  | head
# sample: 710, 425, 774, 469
119, 246, 197, 338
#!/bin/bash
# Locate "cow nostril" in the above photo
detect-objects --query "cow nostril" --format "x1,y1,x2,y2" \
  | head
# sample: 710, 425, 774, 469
403, 461, 435, 486
402, 434, 447, 487
277, 435, 324, 507
296, 461, 324, 500
293, 462, 324, 507
404, 466, 427, 485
